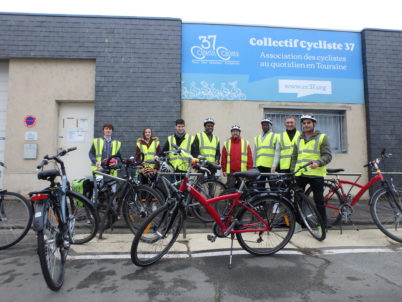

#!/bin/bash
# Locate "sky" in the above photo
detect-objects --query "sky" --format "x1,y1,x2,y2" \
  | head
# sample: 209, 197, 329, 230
1, 0, 401, 32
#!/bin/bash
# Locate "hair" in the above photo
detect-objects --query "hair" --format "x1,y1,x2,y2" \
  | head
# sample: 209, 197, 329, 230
284, 116, 297, 122
102, 123, 114, 131
142, 127, 152, 139
175, 118, 185, 125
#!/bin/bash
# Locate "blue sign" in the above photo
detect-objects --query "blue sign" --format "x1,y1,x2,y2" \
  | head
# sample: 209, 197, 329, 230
182, 24, 364, 103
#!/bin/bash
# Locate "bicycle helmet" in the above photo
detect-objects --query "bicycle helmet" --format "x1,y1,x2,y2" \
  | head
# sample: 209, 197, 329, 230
203, 118, 215, 125
300, 114, 317, 123
261, 118, 272, 125
230, 125, 241, 131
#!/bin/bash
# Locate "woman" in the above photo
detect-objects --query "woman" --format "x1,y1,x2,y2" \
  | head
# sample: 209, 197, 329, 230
136, 127, 161, 169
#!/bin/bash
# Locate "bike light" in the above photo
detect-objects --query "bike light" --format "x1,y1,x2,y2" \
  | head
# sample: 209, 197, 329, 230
31, 194, 49, 201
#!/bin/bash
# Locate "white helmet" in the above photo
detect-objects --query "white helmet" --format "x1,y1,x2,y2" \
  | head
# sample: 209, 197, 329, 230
261, 118, 272, 125
230, 125, 241, 131
300, 114, 317, 123
203, 118, 215, 125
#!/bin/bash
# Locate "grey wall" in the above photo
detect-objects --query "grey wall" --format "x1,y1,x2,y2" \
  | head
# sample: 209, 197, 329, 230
362, 29, 402, 186
0, 13, 182, 157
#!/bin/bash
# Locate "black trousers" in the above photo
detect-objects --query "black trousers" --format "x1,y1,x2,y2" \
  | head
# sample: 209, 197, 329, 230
295, 176, 327, 227
257, 166, 277, 190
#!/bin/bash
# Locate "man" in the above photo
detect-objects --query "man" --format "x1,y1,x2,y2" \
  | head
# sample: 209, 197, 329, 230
272, 116, 300, 173
254, 118, 277, 187
191, 118, 220, 165
290, 114, 332, 229
89, 123, 121, 176
160, 119, 194, 172
221, 125, 253, 188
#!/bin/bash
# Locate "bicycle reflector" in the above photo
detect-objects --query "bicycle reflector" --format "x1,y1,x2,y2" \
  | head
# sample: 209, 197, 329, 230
31, 194, 49, 201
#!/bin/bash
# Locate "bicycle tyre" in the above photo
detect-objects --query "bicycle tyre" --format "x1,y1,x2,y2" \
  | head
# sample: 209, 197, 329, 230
122, 185, 165, 235
37, 202, 65, 291
370, 188, 402, 243
66, 191, 98, 244
296, 192, 326, 241
191, 179, 227, 223
0, 191, 32, 250
131, 203, 184, 267
236, 196, 295, 256
306, 182, 343, 226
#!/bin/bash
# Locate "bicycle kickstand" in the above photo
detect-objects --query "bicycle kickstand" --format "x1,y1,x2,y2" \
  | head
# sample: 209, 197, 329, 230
228, 233, 235, 269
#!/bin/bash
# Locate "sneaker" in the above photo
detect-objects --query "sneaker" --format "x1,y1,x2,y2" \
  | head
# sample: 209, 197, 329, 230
294, 223, 302, 233
315, 226, 322, 234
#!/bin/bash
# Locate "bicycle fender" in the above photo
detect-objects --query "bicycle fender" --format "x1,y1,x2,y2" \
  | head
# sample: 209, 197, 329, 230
32, 200, 46, 232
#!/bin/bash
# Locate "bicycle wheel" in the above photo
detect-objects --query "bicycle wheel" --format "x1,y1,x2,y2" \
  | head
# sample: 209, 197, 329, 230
296, 192, 326, 241
131, 203, 184, 267
37, 202, 66, 291
306, 182, 343, 226
236, 196, 295, 256
66, 191, 98, 244
370, 188, 402, 243
0, 191, 32, 250
191, 179, 227, 223
122, 185, 165, 235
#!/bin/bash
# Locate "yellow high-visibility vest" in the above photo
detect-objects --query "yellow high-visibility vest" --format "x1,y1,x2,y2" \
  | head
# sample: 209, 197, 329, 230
91, 138, 121, 176
254, 132, 277, 168
137, 139, 159, 168
294, 134, 327, 177
167, 134, 194, 171
279, 130, 300, 170
224, 139, 249, 174
197, 132, 219, 162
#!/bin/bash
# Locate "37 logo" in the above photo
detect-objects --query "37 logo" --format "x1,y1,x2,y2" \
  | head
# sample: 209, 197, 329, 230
190, 35, 239, 61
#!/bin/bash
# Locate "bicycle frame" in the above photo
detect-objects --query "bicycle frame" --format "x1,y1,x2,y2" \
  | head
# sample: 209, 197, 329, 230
179, 177, 270, 234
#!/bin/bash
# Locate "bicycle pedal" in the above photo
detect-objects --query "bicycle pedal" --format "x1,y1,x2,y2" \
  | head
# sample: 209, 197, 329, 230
207, 235, 216, 242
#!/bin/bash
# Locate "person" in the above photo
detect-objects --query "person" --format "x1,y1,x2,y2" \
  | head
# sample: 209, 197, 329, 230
272, 116, 300, 173
254, 118, 278, 188
290, 113, 332, 229
160, 119, 194, 173
221, 125, 253, 188
89, 123, 121, 176
191, 117, 221, 166
135, 127, 161, 167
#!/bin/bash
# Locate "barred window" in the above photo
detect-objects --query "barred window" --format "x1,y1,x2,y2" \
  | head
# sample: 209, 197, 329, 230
265, 111, 346, 153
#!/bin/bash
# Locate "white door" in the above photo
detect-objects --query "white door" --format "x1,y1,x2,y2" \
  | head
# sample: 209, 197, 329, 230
58, 102, 94, 181
0, 61, 8, 188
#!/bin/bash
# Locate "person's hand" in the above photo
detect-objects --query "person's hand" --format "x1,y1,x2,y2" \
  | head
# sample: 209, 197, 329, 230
223, 172, 227, 177
271, 167, 276, 173
154, 156, 159, 161
96, 162, 101, 168
310, 161, 319, 169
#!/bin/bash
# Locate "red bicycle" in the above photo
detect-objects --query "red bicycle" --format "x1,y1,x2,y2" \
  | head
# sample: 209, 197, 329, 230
306, 149, 402, 242
130, 147, 297, 267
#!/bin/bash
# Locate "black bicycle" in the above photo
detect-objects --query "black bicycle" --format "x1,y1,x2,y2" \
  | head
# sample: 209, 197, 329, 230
30, 147, 98, 291
0, 162, 33, 250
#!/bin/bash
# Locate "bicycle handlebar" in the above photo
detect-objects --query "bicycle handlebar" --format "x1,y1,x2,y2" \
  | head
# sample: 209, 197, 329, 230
36, 147, 77, 170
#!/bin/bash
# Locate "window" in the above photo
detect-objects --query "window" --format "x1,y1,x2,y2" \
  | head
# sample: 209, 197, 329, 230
265, 110, 346, 153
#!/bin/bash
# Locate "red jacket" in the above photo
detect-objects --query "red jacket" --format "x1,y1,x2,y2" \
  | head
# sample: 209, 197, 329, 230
221, 137, 253, 173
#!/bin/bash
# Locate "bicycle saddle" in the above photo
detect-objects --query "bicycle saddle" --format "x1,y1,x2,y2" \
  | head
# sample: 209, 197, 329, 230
327, 168, 344, 173
38, 169, 60, 180
232, 169, 261, 180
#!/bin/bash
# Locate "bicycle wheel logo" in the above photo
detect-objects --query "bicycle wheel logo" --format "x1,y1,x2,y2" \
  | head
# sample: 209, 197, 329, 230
190, 35, 239, 63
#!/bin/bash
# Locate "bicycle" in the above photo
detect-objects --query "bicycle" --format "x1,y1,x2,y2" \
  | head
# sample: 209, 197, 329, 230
131, 147, 296, 268
0, 162, 33, 250
306, 149, 402, 243
92, 155, 164, 239
145, 155, 227, 223
29, 147, 98, 291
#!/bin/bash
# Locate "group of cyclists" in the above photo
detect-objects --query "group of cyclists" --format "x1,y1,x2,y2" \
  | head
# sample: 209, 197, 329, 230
89, 113, 332, 234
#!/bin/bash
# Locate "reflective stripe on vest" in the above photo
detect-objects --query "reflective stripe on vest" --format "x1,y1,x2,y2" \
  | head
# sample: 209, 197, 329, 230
254, 132, 277, 168
279, 130, 300, 170
224, 139, 249, 174
137, 140, 159, 168
197, 132, 219, 162
294, 134, 326, 177
167, 134, 194, 171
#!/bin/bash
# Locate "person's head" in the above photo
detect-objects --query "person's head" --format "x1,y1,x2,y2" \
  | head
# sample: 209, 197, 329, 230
175, 119, 186, 134
203, 118, 215, 134
102, 123, 114, 138
142, 128, 152, 140
230, 125, 241, 139
284, 116, 297, 131
300, 114, 317, 133
260, 118, 272, 133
